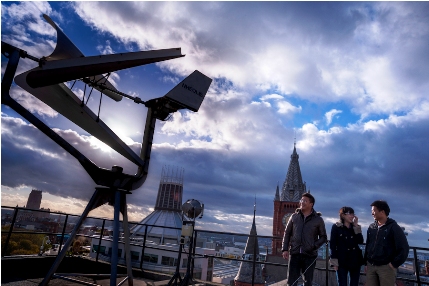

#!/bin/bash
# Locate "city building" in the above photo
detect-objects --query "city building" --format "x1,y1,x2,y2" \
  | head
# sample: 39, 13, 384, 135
17, 189, 50, 222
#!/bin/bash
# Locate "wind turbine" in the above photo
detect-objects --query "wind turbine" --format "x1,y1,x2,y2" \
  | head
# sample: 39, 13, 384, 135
1, 14, 212, 286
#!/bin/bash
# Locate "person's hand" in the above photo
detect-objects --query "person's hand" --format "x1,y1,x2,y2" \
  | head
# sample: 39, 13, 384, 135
333, 266, 338, 271
388, 263, 396, 270
282, 251, 289, 260
353, 215, 359, 226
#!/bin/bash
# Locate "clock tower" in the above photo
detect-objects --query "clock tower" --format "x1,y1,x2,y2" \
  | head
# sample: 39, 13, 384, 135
272, 143, 307, 256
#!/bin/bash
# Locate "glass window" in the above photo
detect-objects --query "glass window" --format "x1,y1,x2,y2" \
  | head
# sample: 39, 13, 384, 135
107, 247, 122, 257
161, 256, 177, 267
143, 253, 158, 264
92, 245, 106, 254
130, 251, 140, 261
193, 272, 201, 279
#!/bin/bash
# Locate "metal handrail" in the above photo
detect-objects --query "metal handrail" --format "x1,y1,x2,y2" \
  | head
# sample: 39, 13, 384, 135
2, 205, 428, 285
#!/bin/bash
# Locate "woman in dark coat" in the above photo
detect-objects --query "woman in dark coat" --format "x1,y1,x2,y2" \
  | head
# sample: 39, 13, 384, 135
330, 206, 364, 286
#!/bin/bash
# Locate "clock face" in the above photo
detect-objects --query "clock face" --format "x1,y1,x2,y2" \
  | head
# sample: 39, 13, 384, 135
282, 213, 292, 226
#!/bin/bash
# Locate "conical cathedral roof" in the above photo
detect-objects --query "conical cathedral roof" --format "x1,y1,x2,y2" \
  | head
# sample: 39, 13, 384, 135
234, 204, 264, 284
280, 143, 306, 201
274, 183, 280, 201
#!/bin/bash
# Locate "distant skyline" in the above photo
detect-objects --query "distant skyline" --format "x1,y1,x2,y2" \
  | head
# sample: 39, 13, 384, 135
1, 2, 428, 248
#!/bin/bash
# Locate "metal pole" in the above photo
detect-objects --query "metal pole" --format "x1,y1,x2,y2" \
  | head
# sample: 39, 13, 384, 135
139, 225, 148, 270
58, 214, 69, 257
325, 242, 329, 286
121, 194, 134, 286
414, 248, 421, 286
40, 190, 101, 286
96, 219, 106, 263
2, 206, 19, 256
167, 233, 184, 286
191, 228, 198, 281
110, 190, 122, 286
1, 47, 20, 100
1, 51, 22, 257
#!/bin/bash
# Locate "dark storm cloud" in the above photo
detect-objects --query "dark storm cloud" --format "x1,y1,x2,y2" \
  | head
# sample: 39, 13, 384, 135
1, 115, 95, 200
0, 113, 152, 202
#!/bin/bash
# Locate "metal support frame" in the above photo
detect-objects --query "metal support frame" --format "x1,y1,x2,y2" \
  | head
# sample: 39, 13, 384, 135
96, 219, 106, 263
1, 43, 161, 286
167, 220, 196, 286
167, 239, 184, 286
182, 220, 196, 286
58, 214, 69, 255
38, 187, 135, 286
139, 225, 149, 270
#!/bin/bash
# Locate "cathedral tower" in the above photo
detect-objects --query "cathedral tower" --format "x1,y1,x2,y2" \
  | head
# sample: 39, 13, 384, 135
272, 143, 307, 256
130, 166, 186, 244
155, 165, 184, 211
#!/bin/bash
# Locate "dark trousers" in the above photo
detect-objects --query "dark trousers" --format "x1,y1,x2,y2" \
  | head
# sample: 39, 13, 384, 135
287, 254, 317, 286
336, 265, 361, 286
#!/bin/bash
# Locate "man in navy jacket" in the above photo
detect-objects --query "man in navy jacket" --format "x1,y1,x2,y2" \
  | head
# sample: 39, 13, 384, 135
364, 200, 409, 286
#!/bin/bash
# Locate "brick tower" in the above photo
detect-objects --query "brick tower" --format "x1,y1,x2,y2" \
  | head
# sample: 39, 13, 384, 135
272, 143, 307, 256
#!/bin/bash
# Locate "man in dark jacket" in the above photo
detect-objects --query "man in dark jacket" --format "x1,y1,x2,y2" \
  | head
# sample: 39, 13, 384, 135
282, 193, 327, 286
364, 200, 409, 286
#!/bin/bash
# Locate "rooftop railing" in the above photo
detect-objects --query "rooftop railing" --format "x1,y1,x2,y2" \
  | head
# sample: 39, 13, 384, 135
2, 206, 428, 285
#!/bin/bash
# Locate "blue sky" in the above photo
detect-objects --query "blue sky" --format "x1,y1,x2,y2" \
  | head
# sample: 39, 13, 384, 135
1, 1, 429, 248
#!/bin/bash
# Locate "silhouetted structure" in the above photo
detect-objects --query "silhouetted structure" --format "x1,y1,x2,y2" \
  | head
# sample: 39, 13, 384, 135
26, 189, 42, 210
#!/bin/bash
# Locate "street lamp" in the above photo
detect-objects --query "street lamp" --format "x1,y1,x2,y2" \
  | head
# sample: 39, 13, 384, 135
39, 236, 50, 256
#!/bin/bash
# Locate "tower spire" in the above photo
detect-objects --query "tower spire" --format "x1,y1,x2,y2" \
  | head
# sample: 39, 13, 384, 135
254, 196, 256, 219
294, 129, 296, 148
234, 203, 264, 286
281, 143, 306, 202
274, 182, 280, 201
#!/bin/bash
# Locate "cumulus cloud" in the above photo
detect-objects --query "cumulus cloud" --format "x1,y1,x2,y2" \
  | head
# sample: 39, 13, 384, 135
66, 1, 429, 118
325, 109, 342, 126
97, 40, 115, 55
277, 101, 302, 115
